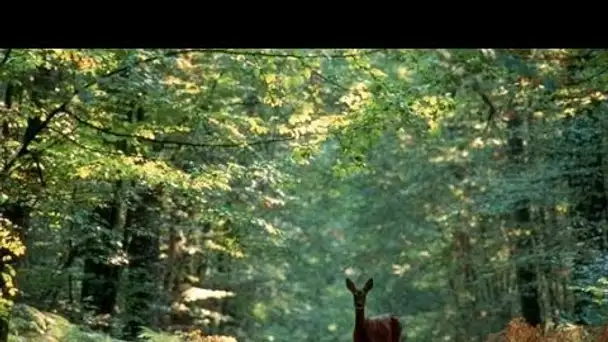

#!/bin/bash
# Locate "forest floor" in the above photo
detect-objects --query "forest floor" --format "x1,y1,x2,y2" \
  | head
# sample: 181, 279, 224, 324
7, 303, 238, 342
8, 303, 127, 342
9, 302, 608, 342
9, 304, 236, 342
485, 317, 608, 342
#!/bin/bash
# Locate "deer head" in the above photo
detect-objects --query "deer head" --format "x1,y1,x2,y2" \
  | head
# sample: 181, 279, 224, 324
346, 277, 374, 310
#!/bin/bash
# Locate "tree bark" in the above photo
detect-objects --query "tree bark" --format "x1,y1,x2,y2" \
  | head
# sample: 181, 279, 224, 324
506, 110, 542, 327
80, 181, 127, 332
563, 110, 607, 324
122, 186, 162, 340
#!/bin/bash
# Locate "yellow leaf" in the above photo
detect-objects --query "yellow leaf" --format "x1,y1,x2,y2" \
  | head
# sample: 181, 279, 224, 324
138, 130, 156, 139
369, 68, 387, 78
277, 125, 292, 135
303, 69, 312, 80
264, 74, 277, 84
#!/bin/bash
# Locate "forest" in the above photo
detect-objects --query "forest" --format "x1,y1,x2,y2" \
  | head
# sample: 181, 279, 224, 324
1, 48, 608, 342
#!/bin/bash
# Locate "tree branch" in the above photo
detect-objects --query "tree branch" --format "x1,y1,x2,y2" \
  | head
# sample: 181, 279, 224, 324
0, 49, 11, 69
65, 109, 304, 148
30, 153, 46, 187
564, 66, 608, 87
48, 126, 124, 156
190, 48, 385, 59
1, 50, 192, 177
2, 48, 360, 178
1, 103, 67, 177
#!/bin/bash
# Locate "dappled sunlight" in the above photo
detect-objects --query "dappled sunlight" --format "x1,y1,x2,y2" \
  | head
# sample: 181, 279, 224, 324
182, 288, 235, 302
3, 48, 608, 342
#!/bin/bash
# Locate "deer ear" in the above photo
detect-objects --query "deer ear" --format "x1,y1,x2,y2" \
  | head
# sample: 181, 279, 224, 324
345, 278, 357, 293
363, 278, 374, 292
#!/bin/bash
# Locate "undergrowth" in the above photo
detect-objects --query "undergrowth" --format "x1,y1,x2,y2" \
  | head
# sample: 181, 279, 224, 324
8, 304, 238, 342
486, 317, 608, 342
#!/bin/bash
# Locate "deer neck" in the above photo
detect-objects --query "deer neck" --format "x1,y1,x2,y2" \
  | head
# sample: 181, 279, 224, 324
355, 306, 366, 325
354, 306, 369, 339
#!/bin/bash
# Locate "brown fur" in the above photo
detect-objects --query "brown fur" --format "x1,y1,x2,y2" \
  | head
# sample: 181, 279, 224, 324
362, 315, 402, 342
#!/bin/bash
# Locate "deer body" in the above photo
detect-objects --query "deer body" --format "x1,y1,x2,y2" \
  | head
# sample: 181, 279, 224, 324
346, 278, 403, 342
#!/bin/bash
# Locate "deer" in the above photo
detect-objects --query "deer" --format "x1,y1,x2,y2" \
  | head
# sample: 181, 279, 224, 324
346, 277, 403, 342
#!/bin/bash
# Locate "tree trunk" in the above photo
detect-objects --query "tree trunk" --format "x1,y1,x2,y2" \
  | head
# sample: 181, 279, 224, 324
506, 110, 542, 327
80, 181, 127, 332
563, 110, 607, 324
122, 186, 162, 340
